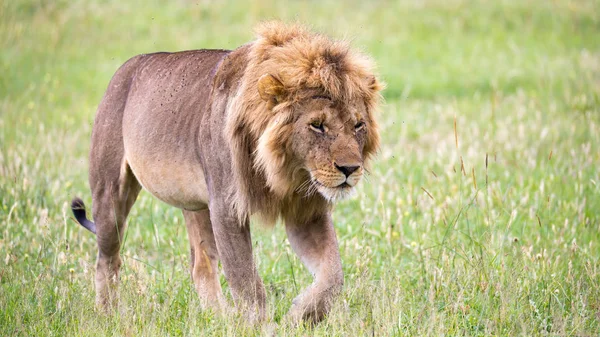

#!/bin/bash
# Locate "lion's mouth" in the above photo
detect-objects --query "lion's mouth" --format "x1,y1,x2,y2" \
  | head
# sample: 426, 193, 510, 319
312, 180, 351, 189
308, 179, 356, 202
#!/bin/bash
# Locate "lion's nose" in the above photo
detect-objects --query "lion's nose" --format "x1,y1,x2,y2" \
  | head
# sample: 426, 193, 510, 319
334, 163, 360, 177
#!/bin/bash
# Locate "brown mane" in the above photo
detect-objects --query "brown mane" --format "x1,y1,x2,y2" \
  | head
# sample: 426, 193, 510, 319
224, 21, 383, 225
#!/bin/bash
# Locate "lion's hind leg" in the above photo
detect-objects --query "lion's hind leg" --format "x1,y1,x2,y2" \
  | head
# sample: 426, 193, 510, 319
91, 159, 141, 310
183, 209, 226, 312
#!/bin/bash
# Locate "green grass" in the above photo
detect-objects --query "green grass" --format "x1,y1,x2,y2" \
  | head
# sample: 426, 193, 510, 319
1, 0, 599, 335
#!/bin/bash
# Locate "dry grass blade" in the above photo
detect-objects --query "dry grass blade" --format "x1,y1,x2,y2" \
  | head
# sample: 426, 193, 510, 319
421, 187, 434, 200
454, 114, 458, 150
485, 153, 488, 186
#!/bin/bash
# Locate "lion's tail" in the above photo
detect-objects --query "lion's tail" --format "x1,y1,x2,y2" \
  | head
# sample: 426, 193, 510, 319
71, 197, 97, 234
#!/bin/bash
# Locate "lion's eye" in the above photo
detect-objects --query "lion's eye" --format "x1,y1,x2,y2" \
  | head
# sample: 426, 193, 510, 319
355, 121, 366, 131
312, 95, 332, 101
310, 121, 325, 133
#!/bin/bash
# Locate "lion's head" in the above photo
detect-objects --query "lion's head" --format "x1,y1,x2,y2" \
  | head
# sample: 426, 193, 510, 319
225, 22, 383, 223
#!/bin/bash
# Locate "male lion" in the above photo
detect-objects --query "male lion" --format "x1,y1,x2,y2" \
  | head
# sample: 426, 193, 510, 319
71, 21, 382, 323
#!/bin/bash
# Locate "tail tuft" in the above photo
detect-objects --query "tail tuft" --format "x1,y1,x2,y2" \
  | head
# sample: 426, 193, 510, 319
71, 197, 97, 234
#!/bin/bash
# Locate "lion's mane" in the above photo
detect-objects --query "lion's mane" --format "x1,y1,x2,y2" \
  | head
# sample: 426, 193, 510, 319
223, 22, 383, 225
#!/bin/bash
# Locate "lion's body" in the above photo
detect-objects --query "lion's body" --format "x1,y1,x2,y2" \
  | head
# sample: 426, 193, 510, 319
72, 22, 382, 323
118, 50, 229, 210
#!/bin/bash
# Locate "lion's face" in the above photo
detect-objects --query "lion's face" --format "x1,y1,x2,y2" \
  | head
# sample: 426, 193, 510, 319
254, 73, 380, 204
289, 96, 371, 201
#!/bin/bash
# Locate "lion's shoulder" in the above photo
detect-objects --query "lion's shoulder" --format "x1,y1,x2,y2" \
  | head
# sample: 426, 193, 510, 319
212, 45, 252, 94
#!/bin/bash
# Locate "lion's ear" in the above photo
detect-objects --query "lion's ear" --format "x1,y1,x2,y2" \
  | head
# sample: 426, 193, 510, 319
258, 74, 286, 103
367, 75, 384, 93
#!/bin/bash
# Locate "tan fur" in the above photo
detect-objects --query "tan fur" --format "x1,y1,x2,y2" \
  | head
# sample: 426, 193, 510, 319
72, 21, 382, 324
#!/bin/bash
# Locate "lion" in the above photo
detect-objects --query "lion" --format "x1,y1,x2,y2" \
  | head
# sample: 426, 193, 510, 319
71, 21, 382, 323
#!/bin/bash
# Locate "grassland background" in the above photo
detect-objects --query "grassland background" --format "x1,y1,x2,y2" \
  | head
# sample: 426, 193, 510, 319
1, 0, 599, 335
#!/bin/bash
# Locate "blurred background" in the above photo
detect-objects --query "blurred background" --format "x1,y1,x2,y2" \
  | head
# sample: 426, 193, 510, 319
1, 0, 599, 335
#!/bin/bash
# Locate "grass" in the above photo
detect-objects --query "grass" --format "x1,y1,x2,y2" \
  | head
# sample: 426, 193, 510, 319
1, 0, 599, 335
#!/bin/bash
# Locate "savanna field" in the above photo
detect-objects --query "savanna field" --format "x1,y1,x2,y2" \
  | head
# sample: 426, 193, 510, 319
1, 0, 599, 335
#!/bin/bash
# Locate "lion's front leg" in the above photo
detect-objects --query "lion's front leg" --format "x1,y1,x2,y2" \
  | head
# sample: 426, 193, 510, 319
210, 206, 267, 322
285, 212, 343, 324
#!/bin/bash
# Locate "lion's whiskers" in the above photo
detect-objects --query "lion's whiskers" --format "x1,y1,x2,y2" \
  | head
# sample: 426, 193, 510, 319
294, 178, 318, 198
305, 181, 320, 198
